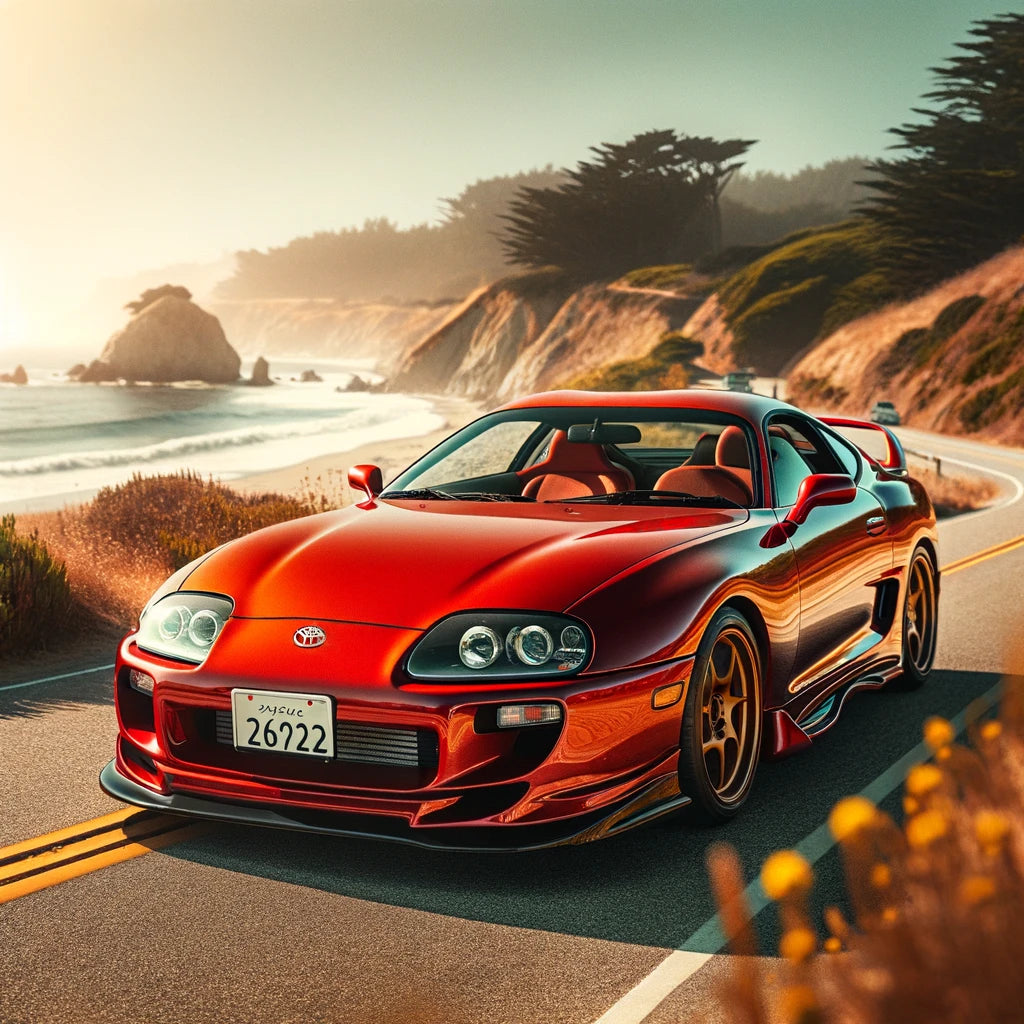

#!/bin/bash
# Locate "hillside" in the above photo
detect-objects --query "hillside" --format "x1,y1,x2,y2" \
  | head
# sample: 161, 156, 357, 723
388, 271, 705, 401
786, 246, 1024, 442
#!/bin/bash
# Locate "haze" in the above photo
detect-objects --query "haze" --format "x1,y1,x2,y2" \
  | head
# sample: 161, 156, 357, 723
0, 0, 1006, 357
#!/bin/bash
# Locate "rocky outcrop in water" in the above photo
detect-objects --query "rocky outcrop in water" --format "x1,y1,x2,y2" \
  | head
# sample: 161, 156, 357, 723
76, 294, 241, 383
248, 356, 273, 386
0, 365, 28, 384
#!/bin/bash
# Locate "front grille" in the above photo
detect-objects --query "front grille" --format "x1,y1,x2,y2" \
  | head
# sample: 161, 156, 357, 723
214, 711, 438, 771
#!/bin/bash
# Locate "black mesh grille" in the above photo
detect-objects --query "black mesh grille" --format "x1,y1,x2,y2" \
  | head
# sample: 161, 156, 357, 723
214, 711, 438, 771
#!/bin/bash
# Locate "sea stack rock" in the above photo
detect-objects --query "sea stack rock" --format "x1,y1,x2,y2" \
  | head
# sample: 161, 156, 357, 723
84, 289, 241, 383
249, 356, 273, 386
0, 364, 28, 384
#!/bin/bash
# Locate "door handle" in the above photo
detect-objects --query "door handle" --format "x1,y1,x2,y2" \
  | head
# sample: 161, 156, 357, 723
866, 515, 887, 536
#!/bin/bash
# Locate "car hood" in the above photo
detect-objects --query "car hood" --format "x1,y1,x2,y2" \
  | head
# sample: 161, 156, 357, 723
182, 499, 746, 629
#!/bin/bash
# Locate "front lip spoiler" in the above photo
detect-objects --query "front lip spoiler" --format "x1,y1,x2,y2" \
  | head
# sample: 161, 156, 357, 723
99, 760, 690, 852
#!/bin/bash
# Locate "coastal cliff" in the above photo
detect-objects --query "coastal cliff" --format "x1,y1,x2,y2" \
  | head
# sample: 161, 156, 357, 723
210, 297, 457, 369
388, 273, 704, 401
786, 246, 1024, 442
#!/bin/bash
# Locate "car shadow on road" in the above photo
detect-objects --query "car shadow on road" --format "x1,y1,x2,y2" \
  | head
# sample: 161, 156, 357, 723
0, 672, 113, 722
164, 668, 1003, 950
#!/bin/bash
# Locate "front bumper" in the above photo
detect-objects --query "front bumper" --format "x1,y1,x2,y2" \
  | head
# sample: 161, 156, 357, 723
108, 627, 695, 848
100, 759, 689, 851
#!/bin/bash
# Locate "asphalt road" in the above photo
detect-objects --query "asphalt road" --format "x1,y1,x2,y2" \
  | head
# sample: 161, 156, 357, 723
1, 424, 1023, 1024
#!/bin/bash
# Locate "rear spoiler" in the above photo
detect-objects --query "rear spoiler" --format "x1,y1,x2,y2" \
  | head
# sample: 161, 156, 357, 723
819, 416, 908, 476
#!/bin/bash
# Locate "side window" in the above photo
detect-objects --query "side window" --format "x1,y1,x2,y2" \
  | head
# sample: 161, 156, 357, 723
821, 429, 862, 480
769, 434, 812, 507
767, 415, 847, 507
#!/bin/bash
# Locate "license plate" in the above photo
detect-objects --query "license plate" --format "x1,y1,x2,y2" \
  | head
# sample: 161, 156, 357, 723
231, 688, 335, 759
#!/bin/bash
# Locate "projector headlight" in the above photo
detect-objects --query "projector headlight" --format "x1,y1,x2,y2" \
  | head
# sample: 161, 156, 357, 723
136, 592, 233, 665
407, 612, 592, 681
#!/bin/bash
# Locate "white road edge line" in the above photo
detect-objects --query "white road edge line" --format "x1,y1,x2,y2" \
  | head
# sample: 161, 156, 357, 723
0, 664, 116, 692
921, 451, 1024, 524
593, 679, 1004, 1024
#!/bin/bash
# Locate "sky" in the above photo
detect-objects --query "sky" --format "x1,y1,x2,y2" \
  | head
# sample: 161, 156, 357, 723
0, 0, 1012, 356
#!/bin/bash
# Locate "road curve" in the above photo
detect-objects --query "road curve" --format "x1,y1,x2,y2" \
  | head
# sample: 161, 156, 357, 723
1, 424, 1023, 1024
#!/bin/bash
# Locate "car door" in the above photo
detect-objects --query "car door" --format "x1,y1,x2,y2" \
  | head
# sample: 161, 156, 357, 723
768, 414, 893, 693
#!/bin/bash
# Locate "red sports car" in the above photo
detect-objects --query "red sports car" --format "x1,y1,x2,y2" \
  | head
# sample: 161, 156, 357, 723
101, 390, 939, 849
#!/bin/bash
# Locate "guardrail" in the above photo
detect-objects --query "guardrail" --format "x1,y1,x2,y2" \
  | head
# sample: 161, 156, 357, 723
904, 446, 942, 477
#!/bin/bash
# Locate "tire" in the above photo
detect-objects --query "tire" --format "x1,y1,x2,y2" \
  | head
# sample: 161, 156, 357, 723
890, 545, 938, 690
678, 607, 763, 823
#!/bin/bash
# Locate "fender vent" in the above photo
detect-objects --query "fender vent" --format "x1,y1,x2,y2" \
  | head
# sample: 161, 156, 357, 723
214, 711, 438, 771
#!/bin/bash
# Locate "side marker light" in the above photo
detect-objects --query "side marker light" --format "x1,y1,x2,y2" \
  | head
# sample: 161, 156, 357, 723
652, 683, 683, 709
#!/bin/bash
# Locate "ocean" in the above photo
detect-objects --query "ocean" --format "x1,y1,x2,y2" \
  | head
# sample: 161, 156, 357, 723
0, 358, 441, 513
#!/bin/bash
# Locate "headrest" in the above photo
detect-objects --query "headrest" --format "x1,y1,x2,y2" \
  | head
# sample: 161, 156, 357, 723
540, 431, 620, 474
716, 425, 749, 469
685, 432, 719, 466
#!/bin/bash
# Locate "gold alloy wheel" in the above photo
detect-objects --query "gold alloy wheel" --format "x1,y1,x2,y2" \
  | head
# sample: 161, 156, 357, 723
904, 552, 938, 675
699, 625, 760, 803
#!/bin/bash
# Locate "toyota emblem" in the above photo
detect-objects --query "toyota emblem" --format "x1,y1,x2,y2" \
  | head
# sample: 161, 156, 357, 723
293, 625, 326, 649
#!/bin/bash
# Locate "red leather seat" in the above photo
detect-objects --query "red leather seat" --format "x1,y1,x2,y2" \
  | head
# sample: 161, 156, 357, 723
654, 425, 753, 506
521, 431, 634, 501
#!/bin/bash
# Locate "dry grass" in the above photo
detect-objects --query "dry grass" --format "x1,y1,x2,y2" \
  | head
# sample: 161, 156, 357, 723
708, 682, 1024, 1023
14, 472, 333, 634
912, 466, 1000, 517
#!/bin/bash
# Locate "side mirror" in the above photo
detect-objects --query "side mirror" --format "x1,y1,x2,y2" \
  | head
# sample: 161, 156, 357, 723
761, 473, 857, 548
348, 464, 383, 503
787, 473, 857, 527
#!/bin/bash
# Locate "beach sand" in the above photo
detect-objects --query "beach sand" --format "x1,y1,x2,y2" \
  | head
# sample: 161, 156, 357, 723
234, 393, 484, 503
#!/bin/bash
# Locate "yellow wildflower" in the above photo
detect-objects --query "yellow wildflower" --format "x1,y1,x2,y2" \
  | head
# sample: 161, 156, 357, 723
905, 763, 944, 797
828, 796, 877, 842
779, 927, 817, 964
979, 720, 1002, 742
869, 863, 892, 890
761, 850, 813, 901
823, 936, 842, 954
906, 809, 949, 848
975, 809, 1010, 851
881, 906, 900, 925
958, 875, 996, 906
923, 716, 955, 751
780, 983, 819, 1024
903, 796, 919, 816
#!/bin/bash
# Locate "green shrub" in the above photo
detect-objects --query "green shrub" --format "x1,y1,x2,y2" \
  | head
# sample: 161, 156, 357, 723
0, 515, 74, 656
621, 264, 694, 291
962, 305, 1023, 384
560, 334, 702, 391
933, 294, 986, 341
715, 219, 901, 372
82, 472, 321, 571
958, 366, 1024, 430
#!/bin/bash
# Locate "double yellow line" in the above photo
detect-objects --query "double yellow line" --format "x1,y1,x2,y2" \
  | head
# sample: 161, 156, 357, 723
0, 808, 212, 905
940, 532, 1024, 578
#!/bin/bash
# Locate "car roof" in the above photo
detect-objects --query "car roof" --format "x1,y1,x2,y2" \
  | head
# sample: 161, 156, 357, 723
498, 388, 791, 424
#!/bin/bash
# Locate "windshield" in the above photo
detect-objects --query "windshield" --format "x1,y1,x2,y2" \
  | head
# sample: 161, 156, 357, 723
383, 406, 759, 508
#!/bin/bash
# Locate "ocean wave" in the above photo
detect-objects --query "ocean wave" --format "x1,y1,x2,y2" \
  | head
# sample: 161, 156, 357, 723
0, 406, 416, 477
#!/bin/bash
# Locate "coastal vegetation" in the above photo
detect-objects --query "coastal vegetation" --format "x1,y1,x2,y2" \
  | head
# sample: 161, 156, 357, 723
501, 130, 752, 278
3, 474, 326, 656
559, 333, 702, 392
0, 515, 74, 656
709, 687, 1024, 1023
215, 161, 871, 307
691, 13, 1024, 376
